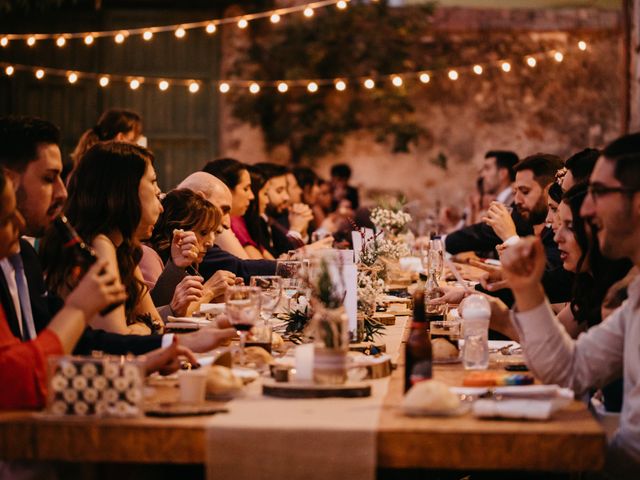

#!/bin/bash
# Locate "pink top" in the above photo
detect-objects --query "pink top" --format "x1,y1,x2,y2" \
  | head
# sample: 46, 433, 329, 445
231, 216, 260, 250
139, 245, 164, 291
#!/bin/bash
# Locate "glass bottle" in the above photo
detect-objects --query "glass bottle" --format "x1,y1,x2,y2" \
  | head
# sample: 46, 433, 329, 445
404, 290, 432, 393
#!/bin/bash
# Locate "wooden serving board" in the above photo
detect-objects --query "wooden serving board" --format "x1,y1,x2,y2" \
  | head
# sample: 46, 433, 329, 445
372, 312, 396, 325
262, 380, 371, 398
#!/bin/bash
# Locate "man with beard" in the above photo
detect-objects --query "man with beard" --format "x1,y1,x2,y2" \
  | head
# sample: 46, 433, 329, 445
445, 153, 572, 304
501, 134, 640, 479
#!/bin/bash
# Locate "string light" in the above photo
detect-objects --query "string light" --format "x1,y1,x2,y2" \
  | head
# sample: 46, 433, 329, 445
391, 75, 403, 87
114, 32, 126, 44
304, 7, 315, 17
238, 18, 249, 29
206, 23, 217, 34
473, 65, 483, 75
578, 40, 587, 51
501, 62, 511, 72
56, 36, 66, 48
278, 82, 289, 93
5, 65, 14, 76
0, 37, 8, 47
175, 27, 186, 39
35, 69, 45, 79
129, 78, 140, 90
334, 80, 346, 91
219, 82, 230, 93
364, 78, 375, 89
67, 72, 78, 83
159, 80, 169, 91
99, 76, 110, 87
143, 30, 154, 41
249, 82, 261, 94
526, 56, 537, 68
448, 70, 458, 81
27, 36, 36, 47
419, 73, 430, 84
554, 51, 564, 62
270, 13, 281, 24
188, 81, 199, 93
84, 35, 94, 45
337, 0, 348, 9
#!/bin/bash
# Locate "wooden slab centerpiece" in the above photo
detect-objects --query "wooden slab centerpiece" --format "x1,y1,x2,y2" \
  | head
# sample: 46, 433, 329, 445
262, 379, 371, 399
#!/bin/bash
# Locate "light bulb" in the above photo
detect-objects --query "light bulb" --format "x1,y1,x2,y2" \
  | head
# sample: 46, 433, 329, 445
206, 23, 217, 34
419, 73, 430, 84
278, 82, 289, 93
84, 35, 94, 46
554, 52, 564, 62
337, 1, 348, 10
143, 30, 153, 41
67, 72, 78, 84
335, 80, 346, 91
27, 36, 36, 47
99, 76, 109, 87
448, 70, 458, 81
270, 13, 281, 24
35, 69, 45, 79
0, 37, 8, 47
175, 27, 186, 39
219, 82, 230, 93
115, 32, 126, 44
56, 36, 66, 47
159, 80, 169, 91
392, 76, 403, 87
238, 19, 249, 29
249, 83, 260, 94
527, 57, 537, 68
473, 65, 483, 75
364, 78, 375, 89
307, 82, 318, 93
5, 65, 14, 76
189, 81, 199, 93
578, 41, 587, 51
304, 7, 314, 17
129, 79, 140, 90
501, 62, 511, 72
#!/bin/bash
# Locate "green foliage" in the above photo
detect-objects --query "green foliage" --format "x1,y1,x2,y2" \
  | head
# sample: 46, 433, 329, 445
230, 0, 435, 162
363, 316, 385, 342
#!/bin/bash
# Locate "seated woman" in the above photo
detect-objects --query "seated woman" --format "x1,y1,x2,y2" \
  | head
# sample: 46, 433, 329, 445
143, 189, 237, 316
43, 142, 164, 335
203, 158, 255, 259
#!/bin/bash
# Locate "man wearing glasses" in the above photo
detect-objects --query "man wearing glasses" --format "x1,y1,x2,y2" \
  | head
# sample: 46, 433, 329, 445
501, 133, 640, 478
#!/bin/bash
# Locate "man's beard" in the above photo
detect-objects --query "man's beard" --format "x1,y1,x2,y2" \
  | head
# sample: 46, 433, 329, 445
517, 198, 548, 226
265, 203, 285, 218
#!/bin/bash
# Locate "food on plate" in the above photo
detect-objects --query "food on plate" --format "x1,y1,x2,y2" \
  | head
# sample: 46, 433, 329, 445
205, 365, 243, 396
431, 338, 460, 361
403, 379, 460, 412
233, 346, 274, 367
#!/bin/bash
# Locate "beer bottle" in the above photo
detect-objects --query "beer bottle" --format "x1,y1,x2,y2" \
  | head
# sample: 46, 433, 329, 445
404, 290, 433, 393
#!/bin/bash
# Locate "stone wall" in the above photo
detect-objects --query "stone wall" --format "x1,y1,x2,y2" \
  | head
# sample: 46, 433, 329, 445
218, 6, 623, 212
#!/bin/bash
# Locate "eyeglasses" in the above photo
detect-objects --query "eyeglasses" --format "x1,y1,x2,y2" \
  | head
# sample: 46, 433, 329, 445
587, 183, 638, 201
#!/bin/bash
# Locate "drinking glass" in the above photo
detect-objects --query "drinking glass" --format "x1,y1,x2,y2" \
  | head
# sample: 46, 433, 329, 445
225, 286, 261, 366
249, 275, 283, 322
275, 260, 303, 308
429, 238, 444, 281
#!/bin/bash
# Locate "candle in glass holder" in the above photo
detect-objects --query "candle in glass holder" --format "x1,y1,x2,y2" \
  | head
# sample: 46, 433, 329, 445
295, 344, 314, 382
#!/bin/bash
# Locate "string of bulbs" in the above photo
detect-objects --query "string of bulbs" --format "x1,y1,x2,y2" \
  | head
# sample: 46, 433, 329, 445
0, 42, 588, 94
0, 0, 349, 48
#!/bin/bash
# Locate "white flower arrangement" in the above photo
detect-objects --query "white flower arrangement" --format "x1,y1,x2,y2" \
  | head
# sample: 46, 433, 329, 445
376, 237, 410, 260
370, 206, 412, 233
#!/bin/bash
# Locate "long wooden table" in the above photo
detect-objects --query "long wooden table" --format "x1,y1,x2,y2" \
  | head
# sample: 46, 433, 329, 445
0, 318, 607, 474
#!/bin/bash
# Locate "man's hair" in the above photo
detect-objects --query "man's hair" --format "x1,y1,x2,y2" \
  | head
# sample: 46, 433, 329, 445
202, 157, 247, 190
292, 166, 319, 189
602, 133, 640, 191
485, 150, 519, 181
330, 163, 352, 180
513, 153, 564, 188
253, 162, 288, 181
565, 148, 600, 183
0, 116, 60, 172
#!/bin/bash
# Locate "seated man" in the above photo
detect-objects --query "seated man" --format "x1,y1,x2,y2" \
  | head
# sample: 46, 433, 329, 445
501, 134, 640, 478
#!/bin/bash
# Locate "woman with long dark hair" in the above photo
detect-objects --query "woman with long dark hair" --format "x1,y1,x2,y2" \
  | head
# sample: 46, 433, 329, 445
43, 142, 164, 335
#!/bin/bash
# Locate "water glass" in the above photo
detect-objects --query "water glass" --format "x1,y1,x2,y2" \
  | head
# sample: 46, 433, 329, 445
462, 318, 489, 370
249, 275, 283, 321
225, 286, 261, 366
275, 260, 303, 307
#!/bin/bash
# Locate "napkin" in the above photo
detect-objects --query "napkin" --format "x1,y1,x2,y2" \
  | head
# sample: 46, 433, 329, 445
471, 386, 573, 420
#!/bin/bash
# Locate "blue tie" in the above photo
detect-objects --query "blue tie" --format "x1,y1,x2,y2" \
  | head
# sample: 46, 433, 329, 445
8, 254, 36, 340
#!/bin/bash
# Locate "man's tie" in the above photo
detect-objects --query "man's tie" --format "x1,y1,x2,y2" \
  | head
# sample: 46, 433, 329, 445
8, 254, 36, 340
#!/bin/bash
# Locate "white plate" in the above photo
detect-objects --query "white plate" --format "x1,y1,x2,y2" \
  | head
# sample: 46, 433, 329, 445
232, 367, 259, 384
167, 316, 213, 326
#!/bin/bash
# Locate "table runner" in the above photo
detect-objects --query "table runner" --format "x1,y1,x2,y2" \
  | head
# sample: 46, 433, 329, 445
206, 316, 408, 480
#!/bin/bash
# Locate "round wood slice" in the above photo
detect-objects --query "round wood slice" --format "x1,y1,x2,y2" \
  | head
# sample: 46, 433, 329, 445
372, 312, 396, 325
262, 380, 371, 398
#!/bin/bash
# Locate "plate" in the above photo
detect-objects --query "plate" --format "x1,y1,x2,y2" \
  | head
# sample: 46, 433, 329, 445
403, 402, 470, 417
232, 367, 260, 384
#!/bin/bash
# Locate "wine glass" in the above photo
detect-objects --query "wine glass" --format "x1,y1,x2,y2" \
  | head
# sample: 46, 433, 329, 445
225, 286, 261, 366
249, 276, 283, 322
275, 260, 303, 308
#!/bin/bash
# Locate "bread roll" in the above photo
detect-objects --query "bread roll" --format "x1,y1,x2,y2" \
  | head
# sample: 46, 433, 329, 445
233, 346, 273, 366
403, 380, 460, 412
431, 338, 460, 361
205, 365, 243, 396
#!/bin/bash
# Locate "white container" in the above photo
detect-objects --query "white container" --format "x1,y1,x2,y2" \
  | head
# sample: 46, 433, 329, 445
460, 295, 491, 370
178, 369, 207, 404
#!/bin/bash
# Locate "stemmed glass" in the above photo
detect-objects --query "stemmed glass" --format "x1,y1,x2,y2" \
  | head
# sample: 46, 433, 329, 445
275, 260, 303, 308
225, 286, 261, 366
429, 238, 444, 281
249, 276, 283, 322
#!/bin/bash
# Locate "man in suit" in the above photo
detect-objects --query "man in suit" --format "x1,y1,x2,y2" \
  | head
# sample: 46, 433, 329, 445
0, 116, 233, 355
481, 150, 519, 207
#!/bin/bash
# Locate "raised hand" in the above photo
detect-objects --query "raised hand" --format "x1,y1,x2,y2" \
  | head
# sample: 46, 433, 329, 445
482, 201, 517, 241
170, 275, 205, 317
178, 326, 236, 353
426, 285, 466, 305
500, 236, 547, 311
288, 203, 314, 234
204, 270, 238, 302
171, 229, 199, 268
469, 259, 508, 292
143, 336, 200, 376
66, 260, 126, 319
